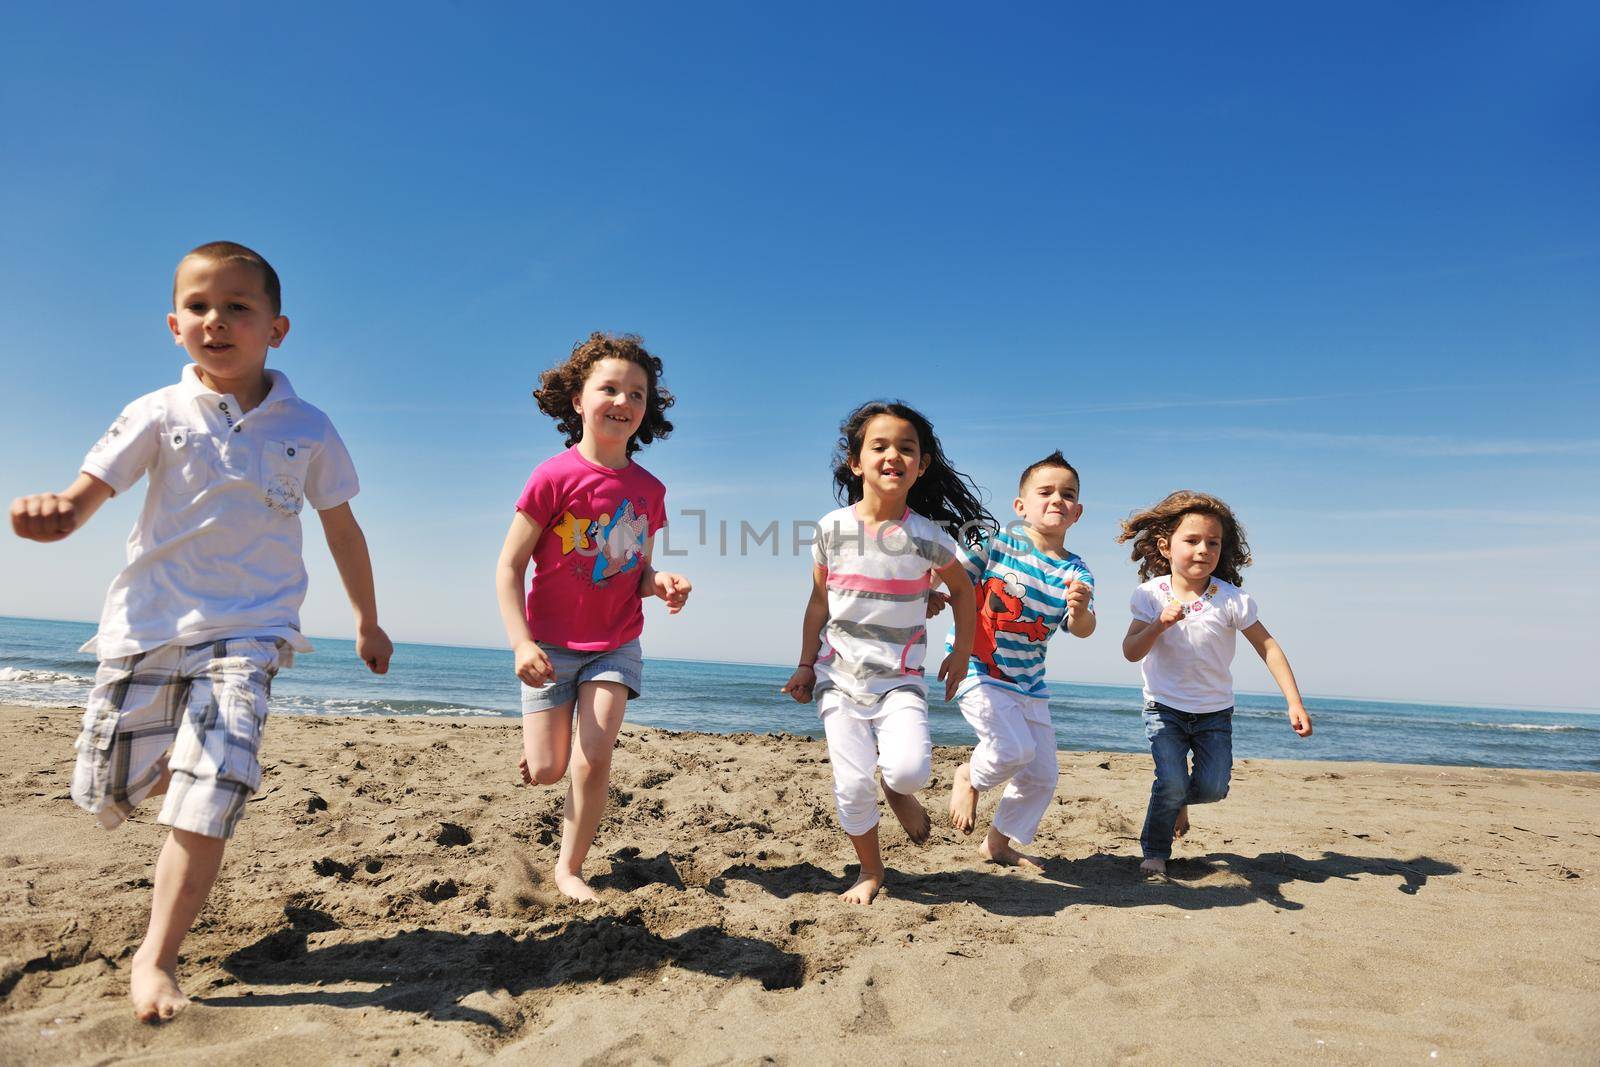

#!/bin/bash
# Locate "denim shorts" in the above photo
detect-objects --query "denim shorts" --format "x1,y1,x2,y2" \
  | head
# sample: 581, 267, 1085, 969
520, 639, 643, 713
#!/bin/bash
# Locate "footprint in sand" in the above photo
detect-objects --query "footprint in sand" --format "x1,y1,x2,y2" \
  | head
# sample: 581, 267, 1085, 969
1088, 952, 1174, 988
1007, 958, 1050, 1012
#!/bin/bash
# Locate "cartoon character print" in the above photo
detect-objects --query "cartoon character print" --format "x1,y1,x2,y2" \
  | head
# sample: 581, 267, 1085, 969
972, 572, 1049, 680
549, 498, 651, 588
589, 500, 650, 584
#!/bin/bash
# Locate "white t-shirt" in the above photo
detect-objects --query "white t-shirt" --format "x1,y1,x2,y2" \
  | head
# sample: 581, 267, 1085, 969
1129, 575, 1258, 714
79, 366, 360, 659
811, 505, 958, 708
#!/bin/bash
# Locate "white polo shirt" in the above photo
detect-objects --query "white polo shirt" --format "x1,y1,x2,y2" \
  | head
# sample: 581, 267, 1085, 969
79, 366, 360, 659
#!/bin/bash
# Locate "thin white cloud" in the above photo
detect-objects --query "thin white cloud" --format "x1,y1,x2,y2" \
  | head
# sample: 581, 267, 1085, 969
1187, 428, 1600, 458
1269, 541, 1600, 567
1319, 508, 1600, 527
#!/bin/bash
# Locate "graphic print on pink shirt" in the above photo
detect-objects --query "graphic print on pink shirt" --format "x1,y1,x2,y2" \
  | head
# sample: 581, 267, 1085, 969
517, 447, 666, 651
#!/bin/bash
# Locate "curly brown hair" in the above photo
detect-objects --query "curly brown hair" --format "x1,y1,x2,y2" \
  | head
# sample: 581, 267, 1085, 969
1116, 490, 1253, 586
532, 332, 675, 456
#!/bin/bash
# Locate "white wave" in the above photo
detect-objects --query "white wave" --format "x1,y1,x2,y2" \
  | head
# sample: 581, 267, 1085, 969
1467, 721, 1585, 733
0, 667, 91, 686
271, 697, 507, 718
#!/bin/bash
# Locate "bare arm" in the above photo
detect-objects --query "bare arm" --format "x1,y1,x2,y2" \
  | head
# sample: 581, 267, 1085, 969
635, 534, 692, 613
10, 473, 116, 542
935, 559, 976, 701
1123, 602, 1184, 662
780, 564, 830, 703
495, 510, 555, 687
317, 503, 392, 674
1064, 579, 1096, 639
1243, 620, 1312, 736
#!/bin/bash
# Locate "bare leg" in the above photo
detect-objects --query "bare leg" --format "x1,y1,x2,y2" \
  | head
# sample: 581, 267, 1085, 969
1173, 805, 1189, 840
948, 762, 978, 835
841, 825, 886, 904
553, 683, 628, 902
882, 782, 930, 845
130, 828, 226, 1023
979, 826, 1043, 869
520, 701, 575, 786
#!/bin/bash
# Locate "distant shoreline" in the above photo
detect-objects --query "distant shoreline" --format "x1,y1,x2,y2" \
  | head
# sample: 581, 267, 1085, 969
6, 702, 1595, 777
4, 613, 1596, 716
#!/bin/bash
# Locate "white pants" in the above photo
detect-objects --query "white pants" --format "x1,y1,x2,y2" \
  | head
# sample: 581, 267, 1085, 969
819, 688, 932, 836
959, 685, 1060, 845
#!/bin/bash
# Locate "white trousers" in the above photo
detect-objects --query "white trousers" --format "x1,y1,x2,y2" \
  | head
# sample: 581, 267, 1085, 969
959, 685, 1060, 845
819, 688, 932, 836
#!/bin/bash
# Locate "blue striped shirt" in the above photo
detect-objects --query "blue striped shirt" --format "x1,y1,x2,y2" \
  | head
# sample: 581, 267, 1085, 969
946, 527, 1094, 699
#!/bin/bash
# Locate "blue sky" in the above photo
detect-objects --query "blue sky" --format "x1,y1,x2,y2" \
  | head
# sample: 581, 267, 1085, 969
2, 4, 1596, 709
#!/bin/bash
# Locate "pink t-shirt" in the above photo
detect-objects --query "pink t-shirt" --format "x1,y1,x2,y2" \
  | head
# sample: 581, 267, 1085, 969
515, 447, 667, 651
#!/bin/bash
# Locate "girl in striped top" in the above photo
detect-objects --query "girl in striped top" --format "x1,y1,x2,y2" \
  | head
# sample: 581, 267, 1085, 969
781, 401, 989, 904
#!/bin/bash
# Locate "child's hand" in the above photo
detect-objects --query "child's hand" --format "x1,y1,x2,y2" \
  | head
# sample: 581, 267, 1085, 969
937, 649, 969, 701
1065, 580, 1092, 620
515, 640, 555, 687
1288, 704, 1313, 737
653, 571, 692, 613
926, 589, 949, 618
11, 493, 83, 543
780, 664, 815, 703
357, 624, 393, 674
1157, 601, 1186, 630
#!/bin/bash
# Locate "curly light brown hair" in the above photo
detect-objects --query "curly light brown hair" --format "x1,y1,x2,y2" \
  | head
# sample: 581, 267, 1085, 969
532, 332, 675, 456
1116, 490, 1253, 586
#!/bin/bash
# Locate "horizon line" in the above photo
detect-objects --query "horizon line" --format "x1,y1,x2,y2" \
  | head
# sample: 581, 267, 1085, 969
5, 613, 1597, 718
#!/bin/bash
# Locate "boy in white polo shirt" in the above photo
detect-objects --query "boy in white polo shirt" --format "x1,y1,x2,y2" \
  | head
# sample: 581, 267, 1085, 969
9, 241, 393, 1024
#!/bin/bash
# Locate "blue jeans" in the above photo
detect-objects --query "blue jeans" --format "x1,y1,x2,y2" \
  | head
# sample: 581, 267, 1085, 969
1139, 702, 1233, 860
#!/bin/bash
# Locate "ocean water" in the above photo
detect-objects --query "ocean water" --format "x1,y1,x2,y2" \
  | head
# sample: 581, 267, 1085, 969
3, 615, 1597, 772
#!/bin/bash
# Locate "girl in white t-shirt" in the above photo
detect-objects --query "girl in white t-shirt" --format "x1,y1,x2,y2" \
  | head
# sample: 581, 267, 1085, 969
1118, 491, 1313, 878
780, 401, 986, 905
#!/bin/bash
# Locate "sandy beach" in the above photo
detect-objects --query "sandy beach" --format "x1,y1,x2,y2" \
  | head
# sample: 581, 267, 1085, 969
1, 703, 1596, 1065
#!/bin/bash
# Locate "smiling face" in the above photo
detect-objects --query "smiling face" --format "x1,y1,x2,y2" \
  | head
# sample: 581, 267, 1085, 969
849, 414, 929, 502
1014, 465, 1082, 539
1160, 511, 1224, 586
573, 357, 650, 450
167, 255, 288, 393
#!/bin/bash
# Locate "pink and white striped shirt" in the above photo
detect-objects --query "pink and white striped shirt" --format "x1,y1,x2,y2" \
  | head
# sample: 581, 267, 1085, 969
811, 505, 958, 706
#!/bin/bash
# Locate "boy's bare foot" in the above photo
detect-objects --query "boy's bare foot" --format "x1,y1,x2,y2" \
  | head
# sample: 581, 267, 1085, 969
1139, 857, 1167, 880
979, 830, 1043, 870
882, 786, 931, 845
517, 754, 532, 785
1173, 806, 1189, 840
948, 763, 978, 835
840, 868, 885, 905
551, 869, 599, 903
130, 951, 189, 1023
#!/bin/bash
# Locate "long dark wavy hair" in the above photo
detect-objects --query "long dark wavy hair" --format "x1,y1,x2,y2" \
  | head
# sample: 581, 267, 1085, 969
831, 400, 994, 546
533, 332, 674, 456
1116, 489, 1253, 586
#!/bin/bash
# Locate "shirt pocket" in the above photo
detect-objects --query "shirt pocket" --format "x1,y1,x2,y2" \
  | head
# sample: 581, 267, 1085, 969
261, 439, 311, 516
159, 429, 217, 496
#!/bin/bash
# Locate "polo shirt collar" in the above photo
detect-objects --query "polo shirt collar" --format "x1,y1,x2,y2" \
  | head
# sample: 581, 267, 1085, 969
178, 365, 298, 409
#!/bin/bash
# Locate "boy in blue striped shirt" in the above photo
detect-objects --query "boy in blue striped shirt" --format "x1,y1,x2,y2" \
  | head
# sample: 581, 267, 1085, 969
938, 451, 1095, 866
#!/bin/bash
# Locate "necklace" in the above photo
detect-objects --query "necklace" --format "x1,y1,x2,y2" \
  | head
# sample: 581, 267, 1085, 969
1158, 579, 1218, 615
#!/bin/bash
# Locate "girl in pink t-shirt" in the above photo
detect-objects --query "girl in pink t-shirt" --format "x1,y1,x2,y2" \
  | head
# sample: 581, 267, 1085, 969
494, 332, 691, 902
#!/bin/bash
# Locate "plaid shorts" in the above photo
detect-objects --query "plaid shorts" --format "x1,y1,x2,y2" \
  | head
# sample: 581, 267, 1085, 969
70, 636, 290, 839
